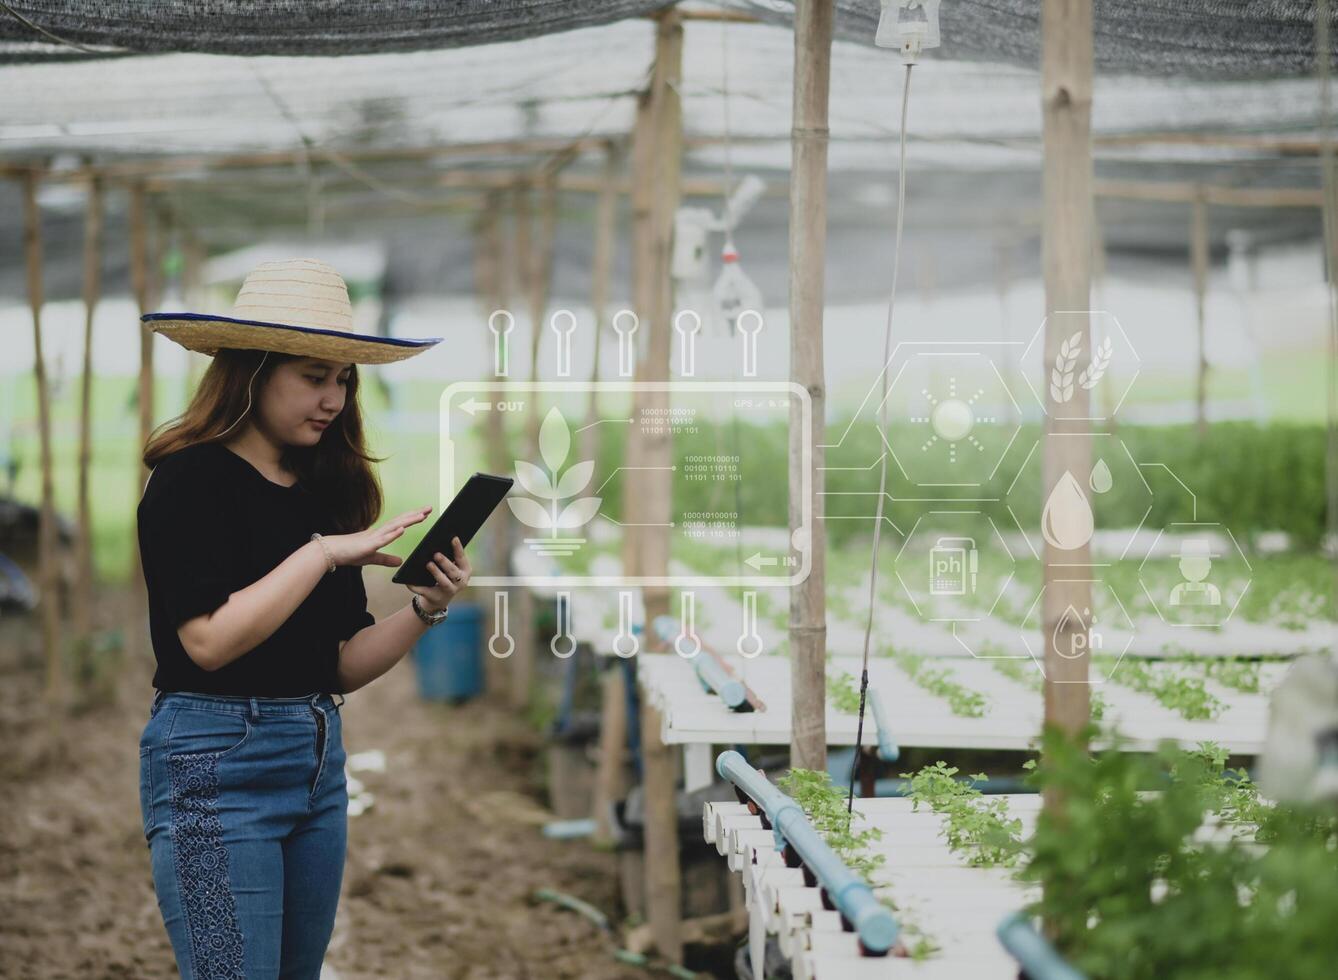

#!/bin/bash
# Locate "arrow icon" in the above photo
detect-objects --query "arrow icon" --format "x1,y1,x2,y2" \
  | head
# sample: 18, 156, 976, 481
460, 397, 494, 416
744, 552, 778, 571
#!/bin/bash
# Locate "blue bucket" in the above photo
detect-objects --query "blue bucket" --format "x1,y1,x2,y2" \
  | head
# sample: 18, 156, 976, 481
411, 602, 483, 702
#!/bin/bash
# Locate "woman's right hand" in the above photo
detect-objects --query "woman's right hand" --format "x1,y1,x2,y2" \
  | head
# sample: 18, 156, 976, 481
322, 506, 432, 568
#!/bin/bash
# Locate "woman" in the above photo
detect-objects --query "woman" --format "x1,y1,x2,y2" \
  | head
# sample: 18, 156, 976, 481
136, 258, 467, 979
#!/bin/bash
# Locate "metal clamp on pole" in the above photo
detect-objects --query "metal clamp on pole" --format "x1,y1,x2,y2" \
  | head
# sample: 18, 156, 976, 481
716, 749, 899, 955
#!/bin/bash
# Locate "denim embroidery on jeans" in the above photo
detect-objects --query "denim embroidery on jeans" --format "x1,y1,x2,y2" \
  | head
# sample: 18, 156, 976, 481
168, 751, 246, 978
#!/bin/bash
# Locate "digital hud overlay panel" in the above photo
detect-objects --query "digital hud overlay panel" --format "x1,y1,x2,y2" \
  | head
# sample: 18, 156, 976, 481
440, 381, 812, 588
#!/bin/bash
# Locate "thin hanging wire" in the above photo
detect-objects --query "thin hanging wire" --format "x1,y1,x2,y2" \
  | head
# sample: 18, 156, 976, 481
849, 62, 913, 813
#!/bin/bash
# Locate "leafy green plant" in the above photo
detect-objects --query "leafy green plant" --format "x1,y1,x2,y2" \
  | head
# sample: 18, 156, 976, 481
890, 651, 989, 718
1100, 656, 1223, 721
989, 656, 1108, 722
1198, 656, 1262, 694
902, 762, 1024, 868
777, 768, 886, 883
1022, 726, 1338, 980
778, 768, 939, 959
828, 669, 862, 714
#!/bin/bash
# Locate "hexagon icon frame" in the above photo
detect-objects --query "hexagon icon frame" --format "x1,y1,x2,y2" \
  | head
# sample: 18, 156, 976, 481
1003, 431, 1154, 570
1137, 522, 1253, 630
876, 350, 1023, 488
1017, 579, 1138, 683
1021, 311, 1140, 423
892, 511, 1017, 623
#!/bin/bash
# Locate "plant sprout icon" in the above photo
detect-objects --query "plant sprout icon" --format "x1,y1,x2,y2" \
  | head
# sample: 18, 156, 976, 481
508, 407, 603, 557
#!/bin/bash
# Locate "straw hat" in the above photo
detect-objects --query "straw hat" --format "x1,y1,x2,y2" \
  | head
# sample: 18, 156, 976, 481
142, 258, 441, 365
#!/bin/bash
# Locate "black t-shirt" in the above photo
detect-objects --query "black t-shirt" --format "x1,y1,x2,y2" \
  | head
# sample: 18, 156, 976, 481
136, 441, 375, 696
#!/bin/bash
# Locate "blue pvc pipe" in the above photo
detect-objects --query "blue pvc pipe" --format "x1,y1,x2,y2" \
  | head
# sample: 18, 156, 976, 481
716, 749, 899, 954
651, 615, 748, 710
996, 913, 1086, 980
866, 688, 900, 762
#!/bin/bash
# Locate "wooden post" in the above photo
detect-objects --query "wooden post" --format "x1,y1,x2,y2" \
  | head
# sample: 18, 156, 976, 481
75, 175, 103, 680
788, 0, 833, 773
582, 141, 622, 465
181, 234, 206, 400
23, 172, 63, 710
1317, 0, 1338, 609
526, 171, 559, 457
588, 142, 626, 846
1191, 188, 1210, 435
477, 192, 515, 699
627, 9, 683, 627
1040, 0, 1094, 745
1090, 208, 1118, 425
129, 184, 152, 582
629, 9, 685, 965
509, 182, 536, 712
591, 662, 628, 844
639, 699, 681, 962
994, 235, 1020, 423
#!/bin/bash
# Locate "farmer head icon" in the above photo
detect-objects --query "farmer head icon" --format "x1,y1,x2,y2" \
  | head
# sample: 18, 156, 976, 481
1169, 538, 1221, 607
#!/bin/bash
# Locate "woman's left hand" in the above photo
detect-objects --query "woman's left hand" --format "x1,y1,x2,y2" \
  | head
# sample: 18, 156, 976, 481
407, 536, 472, 613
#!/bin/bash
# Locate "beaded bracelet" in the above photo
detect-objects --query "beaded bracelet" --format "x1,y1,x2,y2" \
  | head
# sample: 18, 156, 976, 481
310, 532, 336, 573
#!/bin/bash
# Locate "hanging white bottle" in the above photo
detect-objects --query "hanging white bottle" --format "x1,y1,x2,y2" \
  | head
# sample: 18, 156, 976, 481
712, 238, 763, 334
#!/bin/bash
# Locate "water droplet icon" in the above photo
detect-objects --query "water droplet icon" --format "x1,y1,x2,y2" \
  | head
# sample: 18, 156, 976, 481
1041, 470, 1095, 551
1090, 458, 1113, 494
1054, 604, 1092, 659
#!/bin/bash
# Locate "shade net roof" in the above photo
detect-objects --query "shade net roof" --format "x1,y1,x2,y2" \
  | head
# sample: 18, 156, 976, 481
2, 1, 1334, 77
0, 2, 1330, 304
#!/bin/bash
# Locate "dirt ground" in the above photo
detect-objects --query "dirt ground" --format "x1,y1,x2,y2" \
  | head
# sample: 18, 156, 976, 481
0, 579, 648, 980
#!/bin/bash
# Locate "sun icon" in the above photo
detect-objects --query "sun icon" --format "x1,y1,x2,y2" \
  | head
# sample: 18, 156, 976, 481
911, 377, 995, 464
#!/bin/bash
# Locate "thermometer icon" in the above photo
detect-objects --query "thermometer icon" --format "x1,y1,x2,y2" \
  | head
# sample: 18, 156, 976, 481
489, 590, 516, 659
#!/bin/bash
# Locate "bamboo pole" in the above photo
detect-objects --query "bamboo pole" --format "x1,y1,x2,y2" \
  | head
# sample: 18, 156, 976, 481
620, 84, 655, 590
526, 172, 559, 455
6, 131, 1331, 189
582, 141, 621, 465
588, 141, 625, 846
504, 182, 537, 711
1040, 0, 1094, 742
1191, 188, 1210, 436
591, 662, 629, 845
639, 699, 681, 962
621, 11, 682, 618
23, 172, 63, 710
787, 0, 833, 773
1094, 180, 1323, 208
128, 184, 152, 602
476, 192, 515, 699
181, 233, 206, 400
632, 9, 685, 964
1318, 0, 1338, 610
1091, 208, 1118, 425
75, 175, 103, 683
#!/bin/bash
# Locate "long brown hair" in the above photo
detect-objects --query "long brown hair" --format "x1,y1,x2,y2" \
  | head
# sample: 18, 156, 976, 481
143, 348, 383, 533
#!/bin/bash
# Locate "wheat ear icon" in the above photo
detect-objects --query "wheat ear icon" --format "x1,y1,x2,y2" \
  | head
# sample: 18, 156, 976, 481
1050, 331, 1082, 403
1079, 336, 1113, 390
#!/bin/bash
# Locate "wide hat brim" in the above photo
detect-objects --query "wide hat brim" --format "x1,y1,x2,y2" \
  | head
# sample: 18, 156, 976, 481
142, 313, 441, 366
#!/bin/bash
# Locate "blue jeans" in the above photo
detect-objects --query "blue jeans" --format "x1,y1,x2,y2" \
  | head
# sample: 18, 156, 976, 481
139, 689, 348, 979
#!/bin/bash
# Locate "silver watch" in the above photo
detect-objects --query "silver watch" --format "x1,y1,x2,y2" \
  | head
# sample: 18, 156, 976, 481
412, 594, 449, 626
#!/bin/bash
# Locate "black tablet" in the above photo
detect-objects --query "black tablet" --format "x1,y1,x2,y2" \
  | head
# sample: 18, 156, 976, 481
391, 472, 515, 586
